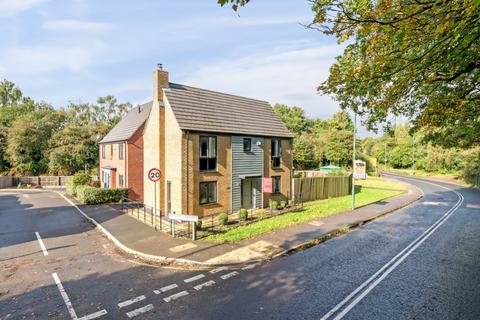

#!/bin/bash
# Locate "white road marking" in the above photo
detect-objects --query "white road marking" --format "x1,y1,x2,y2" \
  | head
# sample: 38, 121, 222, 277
52, 273, 78, 320
118, 295, 146, 308
126, 304, 154, 318
220, 271, 239, 280
153, 283, 178, 294
163, 291, 189, 302
209, 266, 227, 274
321, 178, 464, 320
194, 280, 216, 291
78, 309, 108, 320
242, 263, 259, 270
184, 274, 205, 283
35, 231, 48, 256
309, 221, 325, 227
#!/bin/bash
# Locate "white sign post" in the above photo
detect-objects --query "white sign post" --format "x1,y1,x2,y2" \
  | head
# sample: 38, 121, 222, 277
148, 168, 162, 230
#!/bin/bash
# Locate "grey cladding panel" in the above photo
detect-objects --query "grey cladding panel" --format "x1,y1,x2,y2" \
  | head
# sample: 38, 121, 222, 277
231, 136, 264, 211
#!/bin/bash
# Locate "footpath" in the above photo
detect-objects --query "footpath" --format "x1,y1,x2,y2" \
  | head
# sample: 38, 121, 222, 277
59, 179, 423, 269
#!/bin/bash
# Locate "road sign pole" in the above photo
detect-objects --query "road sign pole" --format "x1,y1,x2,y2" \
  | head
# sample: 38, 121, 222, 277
154, 181, 157, 230
352, 112, 356, 210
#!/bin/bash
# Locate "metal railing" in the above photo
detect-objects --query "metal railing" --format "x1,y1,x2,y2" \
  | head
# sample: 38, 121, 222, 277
119, 197, 168, 232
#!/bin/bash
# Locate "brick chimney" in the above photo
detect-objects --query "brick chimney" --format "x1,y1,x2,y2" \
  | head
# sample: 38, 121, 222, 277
153, 63, 169, 102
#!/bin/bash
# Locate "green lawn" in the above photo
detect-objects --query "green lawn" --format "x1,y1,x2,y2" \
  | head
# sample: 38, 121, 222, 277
205, 178, 406, 244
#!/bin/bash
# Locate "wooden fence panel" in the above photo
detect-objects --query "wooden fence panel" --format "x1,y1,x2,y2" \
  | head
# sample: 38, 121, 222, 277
0, 176, 13, 188
293, 175, 352, 202
1, 175, 96, 188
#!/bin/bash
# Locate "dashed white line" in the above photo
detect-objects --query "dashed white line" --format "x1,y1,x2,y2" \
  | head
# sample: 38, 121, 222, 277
184, 274, 205, 283
126, 304, 154, 318
35, 231, 48, 256
209, 266, 227, 274
194, 280, 216, 291
242, 263, 259, 270
153, 283, 178, 294
163, 291, 189, 302
220, 271, 239, 280
52, 273, 78, 320
118, 295, 146, 308
78, 309, 108, 320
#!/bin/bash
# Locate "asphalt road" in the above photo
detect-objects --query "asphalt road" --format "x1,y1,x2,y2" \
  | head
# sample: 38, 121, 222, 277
1, 175, 479, 320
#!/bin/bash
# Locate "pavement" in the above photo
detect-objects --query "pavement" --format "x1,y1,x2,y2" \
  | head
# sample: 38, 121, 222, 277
57, 177, 423, 267
1, 175, 479, 319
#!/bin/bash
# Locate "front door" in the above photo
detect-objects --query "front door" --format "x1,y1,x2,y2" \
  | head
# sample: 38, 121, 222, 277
241, 177, 261, 210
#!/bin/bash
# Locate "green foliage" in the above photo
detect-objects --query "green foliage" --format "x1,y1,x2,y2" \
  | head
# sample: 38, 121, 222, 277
313, 0, 480, 148
325, 130, 353, 166
196, 220, 203, 230
217, 213, 229, 225
280, 200, 287, 208
76, 186, 129, 205
72, 172, 92, 186
293, 136, 316, 170
217, 0, 249, 11
270, 200, 278, 210
273, 104, 309, 135
239, 208, 248, 221
66, 183, 77, 196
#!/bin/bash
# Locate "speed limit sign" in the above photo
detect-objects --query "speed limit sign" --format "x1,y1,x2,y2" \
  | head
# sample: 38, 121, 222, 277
148, 168, 162, 182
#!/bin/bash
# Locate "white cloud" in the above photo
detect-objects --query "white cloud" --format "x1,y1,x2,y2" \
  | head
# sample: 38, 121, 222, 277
182, 43, 344, 119
0, 0, 47, 17
42, 19, 114, 32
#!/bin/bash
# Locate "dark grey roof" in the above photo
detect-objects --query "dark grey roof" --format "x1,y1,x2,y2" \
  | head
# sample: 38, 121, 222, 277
164, 83, 294, 138
100, 102, 152, 143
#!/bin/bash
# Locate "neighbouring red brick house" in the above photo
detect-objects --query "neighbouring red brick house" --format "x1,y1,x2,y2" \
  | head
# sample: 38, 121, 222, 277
99, 102, 152, 200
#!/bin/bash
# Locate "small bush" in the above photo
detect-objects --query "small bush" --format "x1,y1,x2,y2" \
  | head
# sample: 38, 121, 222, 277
72, 172, 91, 186
90, 180, 101, 188
288, 199, 294, 207
239, 208, 248, 221
280, 200, 287, 208
196, 220, 202, 230
76, 186, 129, 205
270, 200, 278, 210
218, 213, 228, 225
66, 183, 77, 196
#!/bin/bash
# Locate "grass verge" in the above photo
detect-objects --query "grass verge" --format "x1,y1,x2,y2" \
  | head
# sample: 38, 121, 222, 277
205, 178, 406, 244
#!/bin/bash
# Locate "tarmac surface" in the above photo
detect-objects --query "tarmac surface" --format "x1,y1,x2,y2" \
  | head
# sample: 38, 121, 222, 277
1, 175, 479, 319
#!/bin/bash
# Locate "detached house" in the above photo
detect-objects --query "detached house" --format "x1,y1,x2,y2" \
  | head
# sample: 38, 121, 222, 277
99, 102, 151, 200
100, 65, 294, 217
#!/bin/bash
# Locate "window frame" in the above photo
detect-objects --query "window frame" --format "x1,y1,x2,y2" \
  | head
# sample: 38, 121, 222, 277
199, 181, 217, 205
272, 176, 281, 194
199, 136, 217, 172
110, 144, 113, 159
119, 143, 124, 160
243, 138, 252, 153
271, 139, 282, 168
101, 144, 106, 159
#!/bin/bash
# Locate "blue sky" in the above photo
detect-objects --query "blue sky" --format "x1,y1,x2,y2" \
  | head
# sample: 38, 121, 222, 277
0, 0, 377, 136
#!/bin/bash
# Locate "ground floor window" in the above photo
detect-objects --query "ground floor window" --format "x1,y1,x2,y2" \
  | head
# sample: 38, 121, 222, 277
273, 176, 281, 193
200, 181, 217, 205
119, 174, 124, 188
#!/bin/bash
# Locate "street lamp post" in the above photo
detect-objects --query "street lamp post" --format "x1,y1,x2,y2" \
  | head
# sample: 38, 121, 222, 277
352, 112, 356, 210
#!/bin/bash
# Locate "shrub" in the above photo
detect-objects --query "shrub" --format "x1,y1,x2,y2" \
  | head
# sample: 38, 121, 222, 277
239, 208, 248, 221
76, 186, 129, 205
66, 183, 77, 196
218, 213, 228, 225
280, 200, 287, 208
270, 200, 278, 210
72, 172, 91, 186
288, 199, 294, 207
196, 220, 202, 230
90, 180, 101, 188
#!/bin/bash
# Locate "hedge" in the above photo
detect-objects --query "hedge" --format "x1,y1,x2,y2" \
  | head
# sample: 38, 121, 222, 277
76, 186, 129, 205
72, 172, 92, 186
66, 183, 77, 196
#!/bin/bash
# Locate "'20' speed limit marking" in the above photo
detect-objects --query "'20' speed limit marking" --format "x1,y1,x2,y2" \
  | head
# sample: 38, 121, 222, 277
148, 168, 162, 182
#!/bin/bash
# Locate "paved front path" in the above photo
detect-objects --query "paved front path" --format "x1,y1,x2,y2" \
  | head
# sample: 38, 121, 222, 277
74, 178, 422, 265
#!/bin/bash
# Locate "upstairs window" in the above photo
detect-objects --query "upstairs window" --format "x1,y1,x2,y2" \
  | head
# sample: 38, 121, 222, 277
200, 136, 216, 171
271, 139, 281, 168
101, 144, 106, 159
119, 174, 124, 188
110, 144, 113, 159
243, 138, 252, 152
119, 143, 124, 160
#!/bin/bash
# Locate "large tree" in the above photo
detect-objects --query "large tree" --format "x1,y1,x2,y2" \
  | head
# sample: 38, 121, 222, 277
311, 0, 480, 148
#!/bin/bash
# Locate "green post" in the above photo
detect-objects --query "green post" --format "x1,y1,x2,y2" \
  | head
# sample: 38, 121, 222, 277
352, 112, 356, 210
